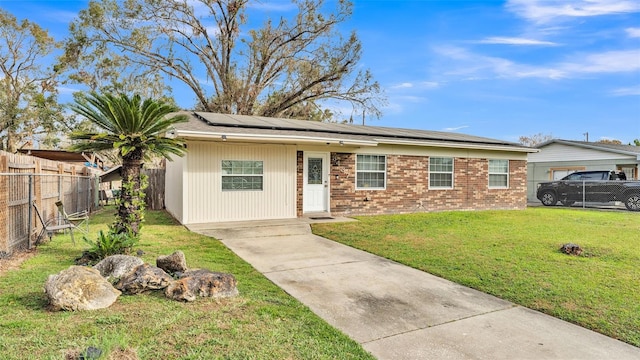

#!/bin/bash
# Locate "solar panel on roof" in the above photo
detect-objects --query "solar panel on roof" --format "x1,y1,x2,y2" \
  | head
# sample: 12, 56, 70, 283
191, 112, 521, 147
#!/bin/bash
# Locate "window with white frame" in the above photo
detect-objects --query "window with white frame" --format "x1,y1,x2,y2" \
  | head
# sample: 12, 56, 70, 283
221, 160, 263, 190
488, 159, 509, 188
429, 157, 453, 189
356, 154, 386, 189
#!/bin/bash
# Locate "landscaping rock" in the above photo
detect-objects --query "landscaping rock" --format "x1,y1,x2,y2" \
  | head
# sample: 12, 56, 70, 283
93, 255, 144, 280
115, 264, 173, 294
80, 346, 102, 360
165, 269, 239, 302
156, 250, 188, 273
44, 266, 121, 311
560, 243, 583, 256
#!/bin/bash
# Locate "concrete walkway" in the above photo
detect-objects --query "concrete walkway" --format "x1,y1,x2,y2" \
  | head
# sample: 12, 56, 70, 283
188, 219, 640, 360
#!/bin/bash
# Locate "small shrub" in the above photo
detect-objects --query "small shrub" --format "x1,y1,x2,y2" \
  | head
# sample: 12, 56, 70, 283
82, 229, 139, 262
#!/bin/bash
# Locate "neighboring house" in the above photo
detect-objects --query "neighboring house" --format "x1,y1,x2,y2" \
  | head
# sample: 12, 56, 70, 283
527, 139, 640, 201
164, 112, 536, 224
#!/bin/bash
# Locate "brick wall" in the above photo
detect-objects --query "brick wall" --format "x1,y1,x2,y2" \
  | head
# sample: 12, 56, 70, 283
296, 151, 304, 217
328, 153, 527, 216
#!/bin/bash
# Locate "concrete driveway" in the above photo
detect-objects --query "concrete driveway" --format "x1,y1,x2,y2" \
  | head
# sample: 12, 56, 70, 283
188, 219, 640, 360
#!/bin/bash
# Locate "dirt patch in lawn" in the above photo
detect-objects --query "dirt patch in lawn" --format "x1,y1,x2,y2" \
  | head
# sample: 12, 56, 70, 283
0, 249, 38, 277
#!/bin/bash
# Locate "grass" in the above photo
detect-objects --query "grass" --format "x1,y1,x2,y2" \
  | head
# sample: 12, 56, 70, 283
312, 207, 640, 347
0, 207, 375, 360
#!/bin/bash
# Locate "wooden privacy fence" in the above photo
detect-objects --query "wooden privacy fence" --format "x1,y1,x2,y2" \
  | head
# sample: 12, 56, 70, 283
0, 151, 98, 254
143, 168, 165, 211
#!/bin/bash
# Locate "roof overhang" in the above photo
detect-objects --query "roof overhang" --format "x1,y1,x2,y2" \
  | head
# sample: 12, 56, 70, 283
176, 129, 538, 152
17, 149, 107, 165
176, 130, 379, 147
99, 165, 122, 183
377, 138, 538, 153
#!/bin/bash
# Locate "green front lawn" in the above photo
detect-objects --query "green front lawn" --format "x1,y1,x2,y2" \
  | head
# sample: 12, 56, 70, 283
0, 208, 374, 360
312, 208, 640, 347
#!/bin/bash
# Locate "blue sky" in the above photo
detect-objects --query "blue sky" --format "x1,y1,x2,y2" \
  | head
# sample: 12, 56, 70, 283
2, 0, 639, 144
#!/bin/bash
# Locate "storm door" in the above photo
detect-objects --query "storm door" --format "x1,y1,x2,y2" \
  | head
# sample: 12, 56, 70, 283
303, 152, 329, 213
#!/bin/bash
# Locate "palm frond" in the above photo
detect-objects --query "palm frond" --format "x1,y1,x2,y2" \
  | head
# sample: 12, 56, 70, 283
69, 92, 188, 160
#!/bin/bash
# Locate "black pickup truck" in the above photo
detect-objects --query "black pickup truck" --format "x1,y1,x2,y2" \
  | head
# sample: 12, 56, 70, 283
536, 170, 640, 211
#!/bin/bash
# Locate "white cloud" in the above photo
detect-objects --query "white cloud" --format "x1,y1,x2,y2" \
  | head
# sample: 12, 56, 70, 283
57, 86, 80, 94
396, 95, 427, 103
610, 86, 640, 96
183, 0, 295, 19
392, 82, 413, 89
247, 1, 297, 12
507, 0, 640, 23
442, 125, 469, 132
204, 26, 221, 36
435, 46, 640, 80
626, 27, 640, 37
435, 46, 567, 79
561, 50, 640, 73
420, 81, 440, 89
196, 76, 215, 87
45, 10, 78, 23
391, 81, 439, 90
381, 96, 429, 115
477, 37, 559, 46
382, 102, 404, 115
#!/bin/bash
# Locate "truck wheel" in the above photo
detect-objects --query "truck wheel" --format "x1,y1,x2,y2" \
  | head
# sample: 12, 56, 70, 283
625, 193, 640, 211
540, 191, 557, 206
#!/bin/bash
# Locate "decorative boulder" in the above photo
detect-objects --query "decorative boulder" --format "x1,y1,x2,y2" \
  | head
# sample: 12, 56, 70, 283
560, 243, 583, 256
156, 251, 188, 273
115, 264, 173, 294
165, 269, 238, 302
93, 255, 144, 280
44, 266, 121, 311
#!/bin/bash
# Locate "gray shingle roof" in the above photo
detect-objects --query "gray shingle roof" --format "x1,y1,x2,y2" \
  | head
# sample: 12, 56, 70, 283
537, 139, 640, 155
174, 112, 534, 151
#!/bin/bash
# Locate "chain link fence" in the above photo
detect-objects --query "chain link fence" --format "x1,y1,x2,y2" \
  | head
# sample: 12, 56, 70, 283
1, 173, 97, 254
532, 180, 640, 211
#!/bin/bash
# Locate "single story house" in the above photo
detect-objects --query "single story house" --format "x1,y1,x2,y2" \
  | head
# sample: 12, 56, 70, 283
164, 112, 536, 224
527, 139, 640, 201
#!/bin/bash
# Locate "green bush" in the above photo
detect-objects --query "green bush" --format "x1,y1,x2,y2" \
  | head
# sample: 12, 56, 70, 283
82, 229, 139, 262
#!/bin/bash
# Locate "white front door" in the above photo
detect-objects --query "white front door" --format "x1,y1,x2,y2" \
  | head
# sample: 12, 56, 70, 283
303, 152, 329, 213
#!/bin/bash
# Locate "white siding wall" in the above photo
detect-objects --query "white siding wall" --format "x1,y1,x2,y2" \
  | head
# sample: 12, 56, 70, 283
184, 141, 297, 224
164, 154, 184, 223
528, 143, 631, 162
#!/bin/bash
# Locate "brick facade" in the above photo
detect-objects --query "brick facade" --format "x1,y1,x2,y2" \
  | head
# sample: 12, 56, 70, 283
296, 151, 304, 217
298, 152, 527, 217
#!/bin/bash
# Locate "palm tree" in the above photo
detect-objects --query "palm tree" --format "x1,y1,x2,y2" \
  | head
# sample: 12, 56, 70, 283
69, 92, 187, 236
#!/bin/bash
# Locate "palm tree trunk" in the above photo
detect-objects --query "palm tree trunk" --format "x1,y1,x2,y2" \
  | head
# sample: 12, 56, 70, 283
117, 150, 144, 236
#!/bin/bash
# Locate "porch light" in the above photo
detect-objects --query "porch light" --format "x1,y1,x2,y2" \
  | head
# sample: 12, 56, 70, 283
339, 140, 344, 146
221, 135, 227, 141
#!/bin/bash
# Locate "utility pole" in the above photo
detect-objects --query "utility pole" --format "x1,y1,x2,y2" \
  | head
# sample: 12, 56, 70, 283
583, 132, 589, 142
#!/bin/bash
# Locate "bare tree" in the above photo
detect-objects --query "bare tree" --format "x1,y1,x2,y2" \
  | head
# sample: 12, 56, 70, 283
597, 139, 622, 145
0, 9, 63, 152
63, 0, 385, 121
518, 133, 554, 147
